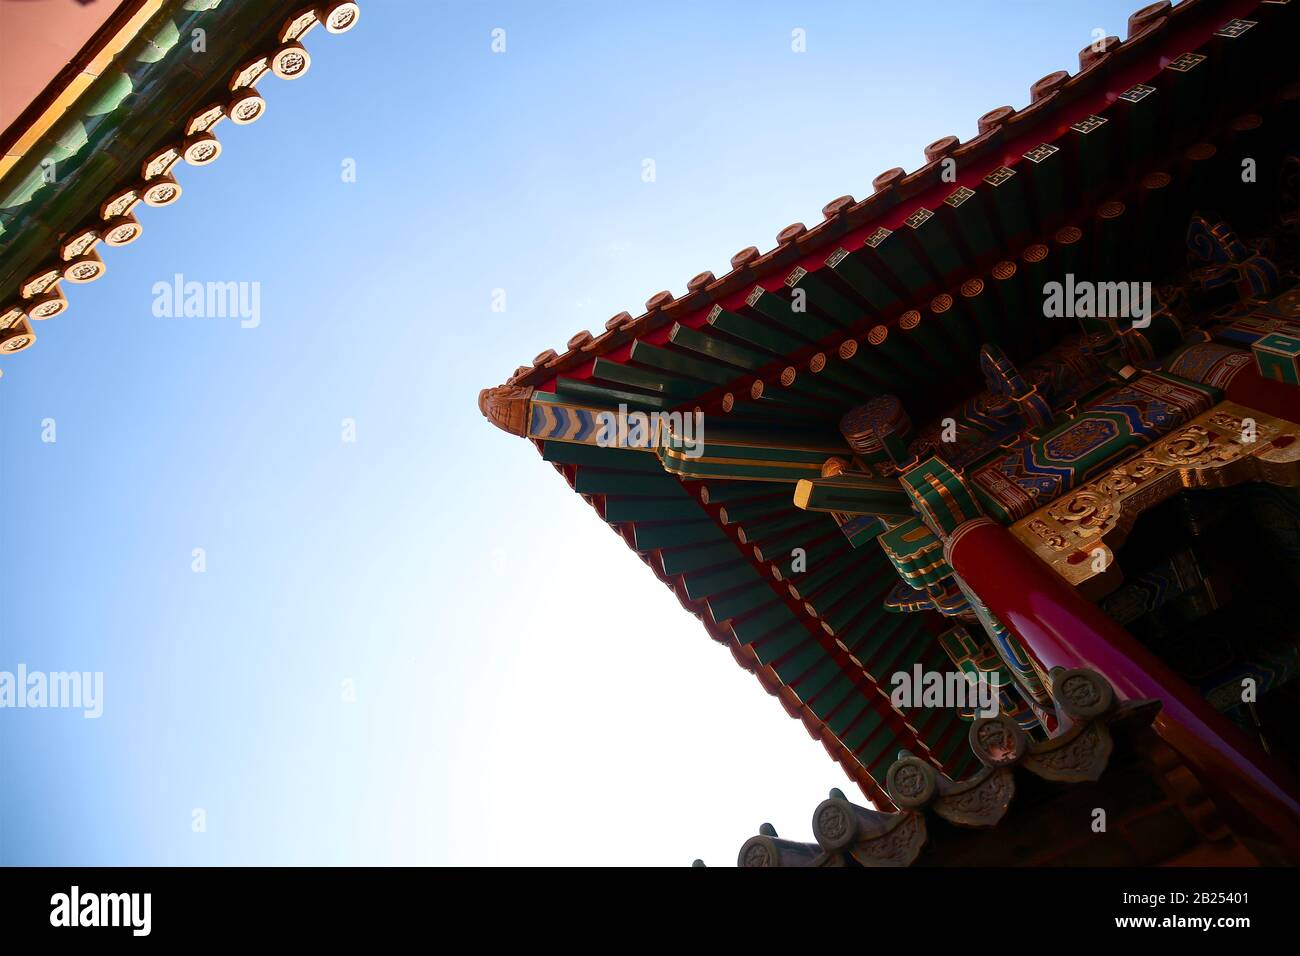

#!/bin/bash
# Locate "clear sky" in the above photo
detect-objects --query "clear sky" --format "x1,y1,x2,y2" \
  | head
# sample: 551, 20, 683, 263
1, 0, 1146, 866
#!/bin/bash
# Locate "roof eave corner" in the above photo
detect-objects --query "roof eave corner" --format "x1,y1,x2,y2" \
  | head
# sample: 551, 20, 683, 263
478, 384, 535, 437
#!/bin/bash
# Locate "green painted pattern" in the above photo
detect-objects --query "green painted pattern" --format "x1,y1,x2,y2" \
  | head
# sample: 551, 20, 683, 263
900, 458, 984, 537
793, 473, 913, 518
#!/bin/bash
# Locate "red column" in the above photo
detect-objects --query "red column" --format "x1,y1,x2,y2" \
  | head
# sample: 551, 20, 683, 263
947, 516, 1300, 858
1225, 363, 1300, 422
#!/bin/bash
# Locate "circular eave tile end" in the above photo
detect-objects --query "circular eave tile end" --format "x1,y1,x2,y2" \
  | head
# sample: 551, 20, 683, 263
822, 195, 855, 218
183, 132, 221, 166
1078, 36, 1121, 72
1030, 70, 1070, 102
872, 167, 905, 193
976, 106, 1014, 134
776, 223, 806, 245
687, 270, 716, 292
271, 43, 311, 79
102, 216, 143, 246
1128, 1, 1170, 38
142, 177, 182, 207
923, 136, 959, 163
322, 2, 361, 34
228, 89, 266, 125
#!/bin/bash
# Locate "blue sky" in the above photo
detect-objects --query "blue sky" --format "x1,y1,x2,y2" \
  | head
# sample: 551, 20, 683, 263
1, 0, 1146, 865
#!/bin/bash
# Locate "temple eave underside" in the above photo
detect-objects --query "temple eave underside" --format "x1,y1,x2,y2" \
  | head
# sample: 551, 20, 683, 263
480, 0, 1300, 861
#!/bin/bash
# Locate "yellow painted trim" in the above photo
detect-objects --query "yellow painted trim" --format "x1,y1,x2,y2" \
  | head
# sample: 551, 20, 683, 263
792, 479, 813, 509
2, 0, 171, 166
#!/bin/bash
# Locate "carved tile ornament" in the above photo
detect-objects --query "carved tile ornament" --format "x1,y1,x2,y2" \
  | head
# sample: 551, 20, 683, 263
746, 670, 1146, 864
889, 669, 1132, 812
1022, 720, 1113, 783
183, 133, 221, 166
228, 90, 266, 126
141, 146, 181, 181
102, 216, 142, 247
1010, 401, 1300, 594
933, 768, 1016, 827
734, 795, 930, 867
811, 795, 928, 866
60, 227, 99, 260
321, 2, 361, 34
726, 598, 1181, 855
0, 327, 36, 353
27, 289, 66, 320
141, 177, 182, 208
271, 43, 311, 80
736, 832, 840, 868
478, 385, 535, 437
62, 251, 105, 283
848, 812, 927, 867
887, 752, 1016, 828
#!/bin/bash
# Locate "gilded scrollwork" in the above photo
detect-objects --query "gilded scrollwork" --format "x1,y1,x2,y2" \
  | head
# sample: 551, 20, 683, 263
1011, 401, 1300, 595
1025, 517, 1069, 551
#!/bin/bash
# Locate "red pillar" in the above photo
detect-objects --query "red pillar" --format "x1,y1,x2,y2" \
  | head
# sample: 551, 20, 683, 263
947, 516, 1300, 857
1225, 363, 1300, 422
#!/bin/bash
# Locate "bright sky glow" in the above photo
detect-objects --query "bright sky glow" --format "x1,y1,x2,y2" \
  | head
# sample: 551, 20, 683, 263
1, 0, 1146, 865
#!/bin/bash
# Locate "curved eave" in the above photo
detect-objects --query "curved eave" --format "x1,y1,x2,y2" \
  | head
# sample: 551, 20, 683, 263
537, 436, 985, 807
488, 0, 1282, 417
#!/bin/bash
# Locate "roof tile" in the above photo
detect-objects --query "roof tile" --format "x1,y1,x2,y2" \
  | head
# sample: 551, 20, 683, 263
1129, 0, 1172, 38
976, 105, 1014, 134
1030, 70, 1070, 101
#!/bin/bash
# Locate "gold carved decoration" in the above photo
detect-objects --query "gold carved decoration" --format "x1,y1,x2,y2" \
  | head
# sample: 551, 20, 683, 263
1011, 401, 1300, 597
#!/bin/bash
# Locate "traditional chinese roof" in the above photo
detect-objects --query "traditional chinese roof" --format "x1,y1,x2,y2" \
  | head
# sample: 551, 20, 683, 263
0, 0, 361, 357
481, 0, 1294, 806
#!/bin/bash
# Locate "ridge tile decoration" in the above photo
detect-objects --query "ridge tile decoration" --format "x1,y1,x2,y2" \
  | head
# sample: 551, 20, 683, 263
728, 669, 1287, 866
